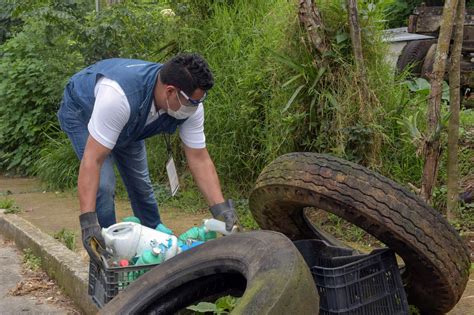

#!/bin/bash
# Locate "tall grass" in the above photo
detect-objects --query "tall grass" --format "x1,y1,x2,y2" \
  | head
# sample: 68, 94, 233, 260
163, 0, 427, 191
168, 0, 307, 190
34, 125, 79, 190
53, 228, 76, 251
31, 0, 436, 203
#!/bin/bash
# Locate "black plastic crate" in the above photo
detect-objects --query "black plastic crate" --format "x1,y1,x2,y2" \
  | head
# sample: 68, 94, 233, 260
294, 240, 409, 315
88, 258, 159, 308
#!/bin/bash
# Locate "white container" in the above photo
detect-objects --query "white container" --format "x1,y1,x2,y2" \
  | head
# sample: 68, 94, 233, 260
101, 222, 179, 261
203, 218, 238, 236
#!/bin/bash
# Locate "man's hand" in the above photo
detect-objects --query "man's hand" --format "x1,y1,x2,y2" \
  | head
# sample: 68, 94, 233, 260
210, 199, 238, 232
79, 212, 107, 263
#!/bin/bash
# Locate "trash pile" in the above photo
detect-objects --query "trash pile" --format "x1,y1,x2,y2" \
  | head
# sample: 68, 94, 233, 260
101, 216, 234, 278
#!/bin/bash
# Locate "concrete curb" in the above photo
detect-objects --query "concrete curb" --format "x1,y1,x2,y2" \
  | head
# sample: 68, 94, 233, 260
0, 210, 98, 314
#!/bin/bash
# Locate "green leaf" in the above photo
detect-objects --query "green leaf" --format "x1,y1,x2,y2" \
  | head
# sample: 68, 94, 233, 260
336, 32, 348, 44
416, 78, 431, 90
397, 111, 422, 141
324, 92, 339, 109
186, 302, 217, 313
216, 295, 238, 311
309, 67, 326, 91
282, 73, 304, 88
407, 78, 431, 93
282, 85, 305, 113
442, 81, 450, 101
266, 48, 305, 72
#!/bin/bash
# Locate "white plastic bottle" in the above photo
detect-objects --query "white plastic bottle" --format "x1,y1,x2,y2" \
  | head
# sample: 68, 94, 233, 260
101, 222, 179, 260
203, 218, 238, 236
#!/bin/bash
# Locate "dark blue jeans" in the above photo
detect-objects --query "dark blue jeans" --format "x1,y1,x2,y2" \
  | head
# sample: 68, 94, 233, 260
57, 95, 161, 229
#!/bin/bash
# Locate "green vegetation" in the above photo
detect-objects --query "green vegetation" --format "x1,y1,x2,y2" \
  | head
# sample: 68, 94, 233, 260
187, 295, 240, 314
409, 304, 421, 315
0, 197, 20, 214
0, 1, 472, 225
53, 228, 76, 251
0, 1, 86, 173
384, 0, 425, 28
23, 248, 41, 271
322, 213, 381, 246
154, 177, 207, 214
0, 197, 14, 209
34, 127, 80, 190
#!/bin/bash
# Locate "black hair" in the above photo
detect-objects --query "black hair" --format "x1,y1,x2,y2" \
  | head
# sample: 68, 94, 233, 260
159, 53, 214, 95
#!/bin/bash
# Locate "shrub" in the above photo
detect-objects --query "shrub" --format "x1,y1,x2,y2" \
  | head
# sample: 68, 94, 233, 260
0, 4, 84, 173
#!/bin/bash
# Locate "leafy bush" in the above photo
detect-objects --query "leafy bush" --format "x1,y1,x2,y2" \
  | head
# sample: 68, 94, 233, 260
1, 1, 179, 180
77, 2, 178, 64
0, 0, 22, 44
0, 3, 84, 173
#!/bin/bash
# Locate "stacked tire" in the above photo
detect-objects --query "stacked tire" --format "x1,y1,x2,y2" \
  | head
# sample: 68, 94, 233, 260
396, 39, 436, 77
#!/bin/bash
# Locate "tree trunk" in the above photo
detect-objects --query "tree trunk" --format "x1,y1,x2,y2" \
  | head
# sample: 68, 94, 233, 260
346, 0, 367, 88
346, 0, 381, 165
447, 0, 465, 219
421, 0, 459, 204
346, 0, 371, 112
298, 0, 328, 55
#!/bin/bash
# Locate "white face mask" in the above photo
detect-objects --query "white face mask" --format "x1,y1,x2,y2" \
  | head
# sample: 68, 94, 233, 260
166, 97, 198, 120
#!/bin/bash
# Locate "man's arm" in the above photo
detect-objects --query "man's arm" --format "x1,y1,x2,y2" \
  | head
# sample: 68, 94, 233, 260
78, 135, 111, 213
183, 144, 225, 206
77, 135, 111, 262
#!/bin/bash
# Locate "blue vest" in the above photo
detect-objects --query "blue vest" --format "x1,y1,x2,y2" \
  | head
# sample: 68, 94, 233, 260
59, 58, 186, 147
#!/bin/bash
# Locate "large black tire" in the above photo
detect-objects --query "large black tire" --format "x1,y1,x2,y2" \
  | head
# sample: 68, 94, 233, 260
421, 43, 437, 80
249, 153, 470, 315
99, 231, 319, 314
397, 40, 436, 75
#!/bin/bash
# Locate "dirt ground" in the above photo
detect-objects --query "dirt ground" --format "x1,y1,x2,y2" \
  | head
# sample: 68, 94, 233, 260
0, 176, 209, 261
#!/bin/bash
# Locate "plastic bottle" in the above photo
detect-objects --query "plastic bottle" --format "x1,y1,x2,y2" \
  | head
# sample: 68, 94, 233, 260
156, 223, 173, 235
135, 246, 166, 265
203, 218, 238, 236
179, 239, 205, 252
178, 226, 217, 242
119, 259, 129, 267
122, 216, 141, 224
101, 222, 180, 260
126, 246, 166, 282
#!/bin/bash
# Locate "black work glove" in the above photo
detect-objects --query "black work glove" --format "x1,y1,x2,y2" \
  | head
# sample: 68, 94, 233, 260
79, 212, 107, 263
210, 199, 238, 232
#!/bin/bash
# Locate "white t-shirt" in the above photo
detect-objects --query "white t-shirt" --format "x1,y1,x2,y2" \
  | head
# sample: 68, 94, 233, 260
88, 77, 206, 150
